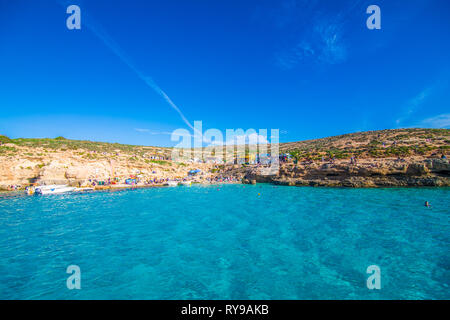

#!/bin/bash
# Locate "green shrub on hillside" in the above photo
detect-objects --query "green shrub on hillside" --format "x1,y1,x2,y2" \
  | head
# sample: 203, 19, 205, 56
0, 135, 12, 144
0, 146, 17, 155
148, 160, 171, 166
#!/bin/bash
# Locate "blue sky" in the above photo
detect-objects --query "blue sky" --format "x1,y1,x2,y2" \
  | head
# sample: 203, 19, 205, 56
0, 0, 449, 146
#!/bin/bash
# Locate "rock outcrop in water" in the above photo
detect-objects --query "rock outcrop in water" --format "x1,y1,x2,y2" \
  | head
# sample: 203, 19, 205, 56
239, 158, 450, 187
238, 128, 450, 187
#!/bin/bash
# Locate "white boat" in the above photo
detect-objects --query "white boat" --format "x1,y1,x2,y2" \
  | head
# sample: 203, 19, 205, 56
165, 181, 178, 187
179, 181, 192, 186
34, 185, 76, 195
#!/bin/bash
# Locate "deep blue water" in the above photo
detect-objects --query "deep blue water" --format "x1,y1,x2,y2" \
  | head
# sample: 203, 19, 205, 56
0, 184, 448, 299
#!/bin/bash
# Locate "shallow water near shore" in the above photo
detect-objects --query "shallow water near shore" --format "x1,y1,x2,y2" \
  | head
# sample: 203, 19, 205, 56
0, 184, 448, 299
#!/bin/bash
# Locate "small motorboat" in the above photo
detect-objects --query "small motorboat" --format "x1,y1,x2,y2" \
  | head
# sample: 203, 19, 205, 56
34, 185, 76, 195
165, 181, 178, 187
179, 181, 192, 186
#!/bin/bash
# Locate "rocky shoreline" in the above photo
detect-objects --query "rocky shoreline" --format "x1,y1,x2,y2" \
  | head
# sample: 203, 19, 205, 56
1, 129, 449, 190
239, 158, 450, 188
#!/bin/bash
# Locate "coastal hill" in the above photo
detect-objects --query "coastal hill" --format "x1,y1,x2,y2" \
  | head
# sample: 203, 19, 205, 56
280, 128, 449, 160
0, 135, 204, 189
0, 128, 449, 189
247, 128, 449, 187
225, 128, 449, 187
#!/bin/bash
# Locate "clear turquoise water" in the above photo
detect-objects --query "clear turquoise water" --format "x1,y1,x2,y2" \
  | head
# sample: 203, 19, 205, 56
0, 184, 448, 299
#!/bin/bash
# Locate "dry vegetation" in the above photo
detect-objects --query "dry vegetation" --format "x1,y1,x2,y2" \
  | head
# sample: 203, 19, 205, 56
280, 128, 449, 161
1, 128, 449, 162
0, 129, 449, 189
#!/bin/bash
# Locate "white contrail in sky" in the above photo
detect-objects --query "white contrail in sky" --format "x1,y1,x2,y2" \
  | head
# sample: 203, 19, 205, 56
62, 1, 196, 132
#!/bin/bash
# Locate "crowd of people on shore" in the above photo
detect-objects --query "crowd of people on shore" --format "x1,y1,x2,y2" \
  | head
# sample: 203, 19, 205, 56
6, 184, 21, 190
84, 175, 241, 187
206, 176, 239, 183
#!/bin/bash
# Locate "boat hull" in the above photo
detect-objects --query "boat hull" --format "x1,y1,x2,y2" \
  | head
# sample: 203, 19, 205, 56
35, 185, 76, 195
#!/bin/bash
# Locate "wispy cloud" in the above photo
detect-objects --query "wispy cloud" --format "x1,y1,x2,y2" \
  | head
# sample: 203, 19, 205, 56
134, 128, 202, 139
207, 132, 270, 146
315, 23, 347, 64
134, 128, 150, 133
418, 114, 450, 129
136, 128, 270, 146
274, 0, 361, 69
396, 86, 433, 125
277, 25, 347, 69
57, 0, 196, 132
134, 128, 173, 135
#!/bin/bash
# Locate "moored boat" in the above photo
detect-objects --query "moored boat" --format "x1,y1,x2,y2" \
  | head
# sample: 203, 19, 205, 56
34, 185, 76, 195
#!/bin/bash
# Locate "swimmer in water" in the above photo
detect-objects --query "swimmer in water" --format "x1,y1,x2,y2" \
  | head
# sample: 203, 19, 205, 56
425, 201, 431, 207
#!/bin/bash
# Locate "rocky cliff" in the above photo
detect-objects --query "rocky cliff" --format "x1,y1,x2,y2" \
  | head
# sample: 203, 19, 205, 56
241, 158, 450, 187
0, 136, 214, 189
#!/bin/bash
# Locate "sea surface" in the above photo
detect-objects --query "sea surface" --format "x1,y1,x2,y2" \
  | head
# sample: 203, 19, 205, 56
0, 184, 448, 299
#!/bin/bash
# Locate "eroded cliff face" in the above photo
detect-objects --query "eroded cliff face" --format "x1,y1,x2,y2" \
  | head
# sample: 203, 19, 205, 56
2, 154, 449, 189
0, 143, 214, 189
241, 158, 450, 187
